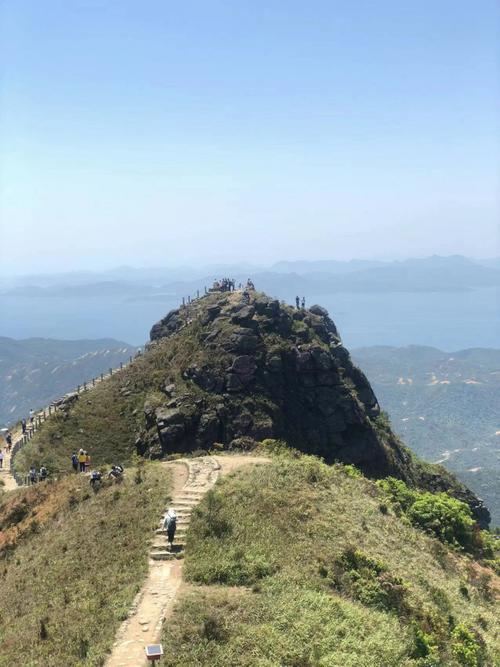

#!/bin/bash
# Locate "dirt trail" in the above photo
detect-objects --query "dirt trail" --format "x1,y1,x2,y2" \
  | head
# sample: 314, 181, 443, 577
0, 413, 44, 491
105, 454, 268, 667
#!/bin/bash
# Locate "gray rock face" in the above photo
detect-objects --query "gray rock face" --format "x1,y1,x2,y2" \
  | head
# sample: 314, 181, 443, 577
227, 327, 260, 353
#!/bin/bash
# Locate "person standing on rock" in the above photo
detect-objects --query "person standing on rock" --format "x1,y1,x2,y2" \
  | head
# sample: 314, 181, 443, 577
301, 296, 306, 309
295, 295, 300, 309
164, 508, 177, 550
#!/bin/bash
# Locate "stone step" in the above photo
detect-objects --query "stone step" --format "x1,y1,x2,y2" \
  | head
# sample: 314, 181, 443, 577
150, 551, 178, 561
151, 538, 186, 553
169, 500, 199, 508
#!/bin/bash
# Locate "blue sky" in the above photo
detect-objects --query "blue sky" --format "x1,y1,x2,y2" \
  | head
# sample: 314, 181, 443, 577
1, 1, 499, 273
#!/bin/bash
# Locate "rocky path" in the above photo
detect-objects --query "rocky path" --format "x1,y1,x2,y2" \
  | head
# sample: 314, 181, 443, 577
105, 456, 221, 667
105, 454, 268, 667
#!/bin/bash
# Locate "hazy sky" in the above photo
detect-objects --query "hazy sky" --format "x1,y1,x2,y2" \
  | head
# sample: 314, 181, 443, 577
1, 1, 499, 274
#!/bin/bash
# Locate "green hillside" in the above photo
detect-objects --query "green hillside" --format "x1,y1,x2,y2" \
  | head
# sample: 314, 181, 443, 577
4, 291, 498, 666
161, 455, 499, 667
0, 463, 170, 666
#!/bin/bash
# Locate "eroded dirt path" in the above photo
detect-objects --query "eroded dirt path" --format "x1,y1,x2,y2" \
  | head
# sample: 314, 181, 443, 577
105, 454, 268, 667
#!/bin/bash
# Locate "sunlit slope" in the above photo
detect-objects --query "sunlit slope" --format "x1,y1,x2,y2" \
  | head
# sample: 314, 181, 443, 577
0, 464, 170, 667
162, 456, 499, 667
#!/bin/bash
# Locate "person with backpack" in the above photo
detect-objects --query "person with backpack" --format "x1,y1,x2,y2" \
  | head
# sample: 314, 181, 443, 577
164, 508, 177, 550
85, 451, 91, 472
90, 470, 102, 489
71, 452, 78, 472
5, 432, 12, 452
39, 466, 48, 481
21, 419, 27, 435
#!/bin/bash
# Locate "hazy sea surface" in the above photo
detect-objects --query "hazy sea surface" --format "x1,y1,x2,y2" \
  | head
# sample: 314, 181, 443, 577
0, 287, 498, 349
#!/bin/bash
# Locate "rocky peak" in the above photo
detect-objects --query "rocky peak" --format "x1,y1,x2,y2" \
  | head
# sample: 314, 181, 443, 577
144, 289, 489, 526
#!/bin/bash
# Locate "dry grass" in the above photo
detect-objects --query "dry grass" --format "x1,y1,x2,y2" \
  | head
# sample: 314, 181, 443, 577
0, 462, 171, 666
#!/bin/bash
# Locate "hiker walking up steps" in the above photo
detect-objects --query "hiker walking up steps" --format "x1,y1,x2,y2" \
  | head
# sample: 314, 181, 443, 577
0, 449, 3, 469
164, 508, 177, 550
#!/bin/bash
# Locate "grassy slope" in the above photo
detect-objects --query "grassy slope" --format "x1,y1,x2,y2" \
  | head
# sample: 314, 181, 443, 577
0, 462, 170, 667
13, 318, 209, 475
161, 457, 499, 667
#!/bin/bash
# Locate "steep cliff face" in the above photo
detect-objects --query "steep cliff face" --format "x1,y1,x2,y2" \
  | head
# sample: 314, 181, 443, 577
145, 290, 489, 526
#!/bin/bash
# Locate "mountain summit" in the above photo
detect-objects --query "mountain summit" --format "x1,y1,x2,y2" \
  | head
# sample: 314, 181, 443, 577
145, 289, 489, 526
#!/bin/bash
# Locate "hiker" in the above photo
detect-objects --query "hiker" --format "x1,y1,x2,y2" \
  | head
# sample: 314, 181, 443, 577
29, 466, 37, 484
0, 449, 3, 469
78, 449, 86, 472
6, 432, 12, 452
71, 452, 78, 472
164, 508, 177, 549
301, 296, 306, 309
90, 470, 102, 489
21, 419, 27, 434
85, 451, 91, 472
29, 409, 35, 424
39, 466, 48, 481
295, 295, 300, 309
107, 464, 124, 481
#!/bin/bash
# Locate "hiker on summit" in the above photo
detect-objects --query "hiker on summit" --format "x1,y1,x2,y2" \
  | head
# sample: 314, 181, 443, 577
164, 508, 177, 549
301, 296, 306, 309
295, 295, 300, 309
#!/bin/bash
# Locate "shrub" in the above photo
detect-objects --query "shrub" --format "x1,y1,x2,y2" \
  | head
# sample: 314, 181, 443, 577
451, 624, 486, 667
408, 493, 475, 550
377, 477, 417, 511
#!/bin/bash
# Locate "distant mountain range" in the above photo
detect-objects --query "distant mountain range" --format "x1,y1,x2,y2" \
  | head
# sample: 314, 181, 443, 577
2, 255, 500, 299
0, 337, 137, 426
353, 345, 500, 526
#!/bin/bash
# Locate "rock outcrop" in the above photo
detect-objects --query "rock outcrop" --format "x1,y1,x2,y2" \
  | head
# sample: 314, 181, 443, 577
143, 290, 490, 526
